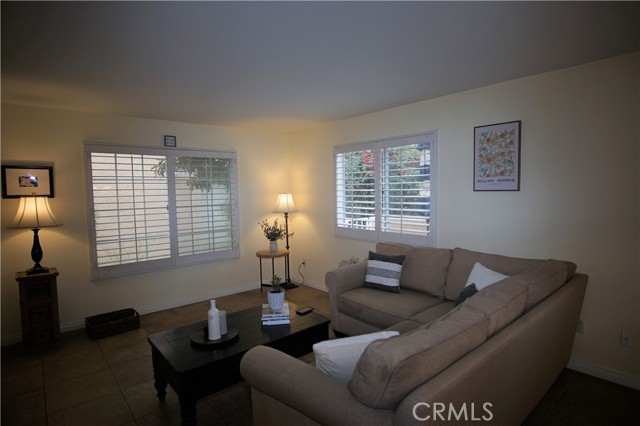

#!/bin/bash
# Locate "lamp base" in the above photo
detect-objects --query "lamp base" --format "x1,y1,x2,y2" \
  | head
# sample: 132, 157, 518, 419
27, 229, 48, 275
283, 281, 299, 290
26, 265, 50, 275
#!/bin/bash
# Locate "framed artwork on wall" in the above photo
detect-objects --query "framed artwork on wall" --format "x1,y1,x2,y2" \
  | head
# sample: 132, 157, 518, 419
473, 120, 521, 191
164, 135, 177, 147
1, 165, 55, 198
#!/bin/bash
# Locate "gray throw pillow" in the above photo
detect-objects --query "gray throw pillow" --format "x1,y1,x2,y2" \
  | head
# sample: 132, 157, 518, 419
455, 283, 478, 306
364, 251, 405, 293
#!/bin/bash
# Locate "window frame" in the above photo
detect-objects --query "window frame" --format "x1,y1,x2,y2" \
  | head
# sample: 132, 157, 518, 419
84, 143, 240, 279
333, 131, 437, 247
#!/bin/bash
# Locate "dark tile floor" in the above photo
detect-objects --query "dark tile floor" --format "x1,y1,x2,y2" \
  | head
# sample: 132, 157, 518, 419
2, 286, 638, 425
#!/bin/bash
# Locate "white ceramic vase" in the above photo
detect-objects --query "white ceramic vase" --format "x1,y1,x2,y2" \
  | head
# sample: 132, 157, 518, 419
269, 240, 278, 252
207, 300, 221, 340
268, 290, 285, 311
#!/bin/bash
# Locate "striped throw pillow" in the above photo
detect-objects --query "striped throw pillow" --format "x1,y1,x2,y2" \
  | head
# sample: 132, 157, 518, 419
364, 251, 406, 293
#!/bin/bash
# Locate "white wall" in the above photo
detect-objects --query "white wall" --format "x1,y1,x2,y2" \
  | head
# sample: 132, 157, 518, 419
1, 106, 291, 342
289, 53, 639, 385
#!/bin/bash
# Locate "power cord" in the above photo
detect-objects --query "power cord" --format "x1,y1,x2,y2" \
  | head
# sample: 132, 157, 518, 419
298, 262, 306, 286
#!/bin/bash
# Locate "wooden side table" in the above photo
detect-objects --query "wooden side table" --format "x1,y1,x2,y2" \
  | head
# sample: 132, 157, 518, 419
256, 249, 290, 291
15, 268, 60, 345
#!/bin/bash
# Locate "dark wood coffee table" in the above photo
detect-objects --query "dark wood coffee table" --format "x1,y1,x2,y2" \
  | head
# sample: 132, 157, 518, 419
147, 305, 329, 426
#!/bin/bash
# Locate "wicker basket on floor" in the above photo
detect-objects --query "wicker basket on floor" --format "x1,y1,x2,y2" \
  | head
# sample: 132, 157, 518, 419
85, 308, 140, 339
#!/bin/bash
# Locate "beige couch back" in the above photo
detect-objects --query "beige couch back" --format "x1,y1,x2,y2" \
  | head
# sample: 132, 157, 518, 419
375, 243, 549, 301
375, 243, 451, 298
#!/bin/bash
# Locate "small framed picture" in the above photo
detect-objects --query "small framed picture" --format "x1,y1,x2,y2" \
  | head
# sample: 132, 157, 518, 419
473, 121, 521, 191
164, 135, 177, 147
2, 165, 55, 198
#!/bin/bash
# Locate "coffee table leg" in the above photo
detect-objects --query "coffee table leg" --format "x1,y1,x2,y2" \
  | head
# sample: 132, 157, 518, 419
179, 396, 197, 426
153, 371, 167, 401
151, 348, 168, 401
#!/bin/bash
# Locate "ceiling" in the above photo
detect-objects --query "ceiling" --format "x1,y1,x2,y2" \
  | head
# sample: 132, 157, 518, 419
2, 1, 638, 133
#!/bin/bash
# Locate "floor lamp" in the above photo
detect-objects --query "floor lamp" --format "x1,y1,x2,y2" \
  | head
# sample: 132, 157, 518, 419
273, 193, 298, 289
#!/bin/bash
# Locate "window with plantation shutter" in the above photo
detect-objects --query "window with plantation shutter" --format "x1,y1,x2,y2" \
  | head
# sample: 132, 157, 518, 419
334, 132, 437, 246
85, 144, 239, 279
173, 155, 236, 260
89, 151, 171, 269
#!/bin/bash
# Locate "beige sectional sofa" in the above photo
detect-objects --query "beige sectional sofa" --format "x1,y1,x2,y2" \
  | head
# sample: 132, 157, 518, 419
241, 243, 587, 425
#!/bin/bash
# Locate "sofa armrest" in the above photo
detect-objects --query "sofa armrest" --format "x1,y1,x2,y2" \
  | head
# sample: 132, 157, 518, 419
325, 260, 368, 332
325, 259, 368, 294
240, 345, 393, 426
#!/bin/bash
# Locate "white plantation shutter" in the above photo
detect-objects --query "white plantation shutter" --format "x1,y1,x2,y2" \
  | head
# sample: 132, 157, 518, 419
380, 142, 431, 239
335, 146, 376, 232
334, 132, 437, 246
89, 152, 171, 270
174, 155, 237, 261
86, 145, 239, 279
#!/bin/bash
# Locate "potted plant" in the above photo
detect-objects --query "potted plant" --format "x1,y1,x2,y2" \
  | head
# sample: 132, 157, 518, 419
268, 274, 285, 310
258, 218, 292, 251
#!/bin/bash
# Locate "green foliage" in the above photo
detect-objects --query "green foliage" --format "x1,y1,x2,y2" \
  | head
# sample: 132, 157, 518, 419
342, 145, 429, 217
151, 157, 231, 191
258, 218, 293, 241
270, 274, 283, 293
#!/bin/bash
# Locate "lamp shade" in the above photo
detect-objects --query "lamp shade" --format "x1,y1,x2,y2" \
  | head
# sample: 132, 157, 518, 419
9, 196, 62, 229
273, 193, 297, 213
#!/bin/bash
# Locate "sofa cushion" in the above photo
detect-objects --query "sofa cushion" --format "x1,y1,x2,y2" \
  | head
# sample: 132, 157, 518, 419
465, 262, 509, 290
313, 331, 399, 383
513, 259, 573, 311
364, 251, 405, 293
336, 313, 385, 336
445, 248, 542, 301
399, 247, 452, 298
409, 301, 456, 325
466, 278, 528, 336
349, 305, 489, 409
339, 288, 445, 329
385, 320, 423, 334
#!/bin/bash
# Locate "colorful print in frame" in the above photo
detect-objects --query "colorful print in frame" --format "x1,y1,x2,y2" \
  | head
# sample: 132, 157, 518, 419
474, 120, 521, 191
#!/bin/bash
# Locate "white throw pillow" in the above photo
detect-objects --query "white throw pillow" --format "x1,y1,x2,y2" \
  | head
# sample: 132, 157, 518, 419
465, 262, 509, 290
313, 331, 400, 383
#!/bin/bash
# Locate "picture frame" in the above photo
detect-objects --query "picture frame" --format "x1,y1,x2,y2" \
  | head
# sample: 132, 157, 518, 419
164, 135, 177, 147
473, 120, 521, 191
1, 165, 55, 198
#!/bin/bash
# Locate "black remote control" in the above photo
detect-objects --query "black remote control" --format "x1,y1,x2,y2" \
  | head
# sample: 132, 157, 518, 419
296, 306, 313, 316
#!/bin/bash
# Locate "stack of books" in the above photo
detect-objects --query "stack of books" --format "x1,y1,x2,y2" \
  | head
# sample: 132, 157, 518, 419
261, 303, 291, 326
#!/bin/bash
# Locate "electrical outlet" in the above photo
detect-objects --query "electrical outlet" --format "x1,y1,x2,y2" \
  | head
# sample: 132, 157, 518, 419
620, 330, 634, 347
576, 319, 584, 335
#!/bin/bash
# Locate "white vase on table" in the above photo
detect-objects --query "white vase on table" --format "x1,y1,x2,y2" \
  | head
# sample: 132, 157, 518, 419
268, 290, 285, 311
207, 300, 221, 340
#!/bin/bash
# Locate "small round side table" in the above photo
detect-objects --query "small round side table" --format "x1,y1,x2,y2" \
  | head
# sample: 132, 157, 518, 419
256, 249, 290, 291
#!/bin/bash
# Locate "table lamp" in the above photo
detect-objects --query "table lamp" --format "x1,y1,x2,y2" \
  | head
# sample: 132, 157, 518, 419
9, 195, 62, 274
273, 193, 297, 288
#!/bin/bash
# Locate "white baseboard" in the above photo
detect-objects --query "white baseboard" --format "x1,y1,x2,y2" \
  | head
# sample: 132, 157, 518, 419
568, 358, 640, 390
291, 275, 328, 292
1, 282, 260, 347
135, 282, 258, 316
